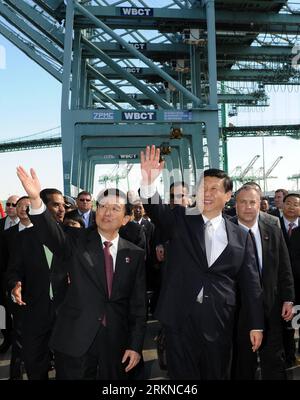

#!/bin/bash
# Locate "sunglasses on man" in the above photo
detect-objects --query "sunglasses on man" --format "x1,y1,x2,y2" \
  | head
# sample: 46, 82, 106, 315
6, 202, 17, 207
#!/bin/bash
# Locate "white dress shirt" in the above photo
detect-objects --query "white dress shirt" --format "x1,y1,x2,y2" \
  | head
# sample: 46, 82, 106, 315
202, 214, 228, 267
99, 234, 119, 272
197, 214, 228, 303
18, 222, 33, 232
4, 216, 20, 230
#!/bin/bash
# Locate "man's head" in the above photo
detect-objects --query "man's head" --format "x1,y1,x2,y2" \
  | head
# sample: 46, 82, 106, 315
76, 191, 93, 213
198, 169, 232, 218
16, 196, 31, 224
40, 188, 65, 223
282, 193, 300, 221
133, 200, 144, 221
260, 197, 269, 213
96, 188, 132, 238
170, 181, 190, 209
274, 189, 288, 210
235, 185, 261, 227
5, 195, 19, 218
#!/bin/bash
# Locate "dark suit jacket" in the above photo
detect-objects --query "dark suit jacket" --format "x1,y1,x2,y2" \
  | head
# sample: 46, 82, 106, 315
280, 216, 300, 248
30, 209, 147, 358
6, 225, 69, 313
269, 208, 281, 218
0, 217, 6, 231
232, 216, 294, 318
259, 211, 280, 228
142, 194, 264, 341
119, 221, 146, 250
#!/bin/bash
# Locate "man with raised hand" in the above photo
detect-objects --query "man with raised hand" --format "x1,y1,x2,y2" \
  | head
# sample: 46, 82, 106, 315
16, 166, 146, 380
139, 145, 264, 380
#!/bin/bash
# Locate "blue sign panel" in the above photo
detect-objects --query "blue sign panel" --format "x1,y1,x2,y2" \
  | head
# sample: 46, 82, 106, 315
92, 111, 115, 120
164, 111, 192, 121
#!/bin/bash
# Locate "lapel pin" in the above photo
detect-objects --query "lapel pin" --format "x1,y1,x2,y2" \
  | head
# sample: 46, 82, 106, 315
264, 235, 269, 240
125, 257, 130, 264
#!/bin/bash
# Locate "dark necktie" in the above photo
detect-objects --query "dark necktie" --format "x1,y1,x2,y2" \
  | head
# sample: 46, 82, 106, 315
103, 241, 114, 298
102, 241, 114, 327
288, 222, 295, 238
249, 229, 262, 282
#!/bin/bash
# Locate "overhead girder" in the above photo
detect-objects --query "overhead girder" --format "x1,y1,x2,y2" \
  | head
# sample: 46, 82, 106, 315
83, 42, 296, 63
92, 66, 299, 83
5, 0, 65, 46
0, 2, 63, 63
223, 124, 300, 139
72, 6, 300, 34
79, 137, 191, 190
0, 20, 63, 81
93, 92, 268, 106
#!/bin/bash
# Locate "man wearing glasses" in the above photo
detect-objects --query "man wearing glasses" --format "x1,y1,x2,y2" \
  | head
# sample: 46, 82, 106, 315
0, 194, 19, 354
0, 195, 20, 231
75, 191, 95, 228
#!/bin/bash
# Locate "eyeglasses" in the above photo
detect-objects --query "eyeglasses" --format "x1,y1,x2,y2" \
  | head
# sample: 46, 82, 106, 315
79, 199, 91, 202
6, 202, 17, 207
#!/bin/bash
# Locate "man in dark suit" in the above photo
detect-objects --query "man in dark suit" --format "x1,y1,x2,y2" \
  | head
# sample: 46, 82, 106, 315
75, 191, 96, 228
139, 145, 264, 380
16, 167, 147, 380
279, 193, 300, 366
7, 189, 69, 380
1, 196, 32, 379
0, 194, 19, 353
269, 189, 288, 218
233, 185, 294, 380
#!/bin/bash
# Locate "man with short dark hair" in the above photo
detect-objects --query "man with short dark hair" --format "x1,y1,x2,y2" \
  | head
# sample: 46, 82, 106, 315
139, 145, 264, 380
269, 189, 289, 218
7, 189, 68, 379
16, 168, 147, 380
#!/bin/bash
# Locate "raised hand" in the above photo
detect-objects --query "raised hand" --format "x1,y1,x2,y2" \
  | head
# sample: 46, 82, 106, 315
16, 166, 41, 200
140, 145, 165, 185
16, 166, 42, 209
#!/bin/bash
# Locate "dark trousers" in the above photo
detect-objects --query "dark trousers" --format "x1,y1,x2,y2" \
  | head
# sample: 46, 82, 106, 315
164, 303, 232, 380
282, 321, 296, 365
9, 302, 23, 379
234, 308, 286, 380
55, 326, 128, 380
21, 301, 55, 380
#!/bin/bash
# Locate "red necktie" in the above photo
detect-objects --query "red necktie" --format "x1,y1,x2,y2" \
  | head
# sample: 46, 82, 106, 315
288, 222, 295, 238
102, 241, 113, 327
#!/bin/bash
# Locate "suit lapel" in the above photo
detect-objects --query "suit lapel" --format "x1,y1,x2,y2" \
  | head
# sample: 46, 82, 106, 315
185, 213, 207, 268
82, 229, 107, 294
208, 218, 231, 268
258, 219, 271, 280
113, 238, 130, 295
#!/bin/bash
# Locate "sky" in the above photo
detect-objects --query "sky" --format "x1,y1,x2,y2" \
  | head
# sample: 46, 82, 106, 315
0, 35, 300, 200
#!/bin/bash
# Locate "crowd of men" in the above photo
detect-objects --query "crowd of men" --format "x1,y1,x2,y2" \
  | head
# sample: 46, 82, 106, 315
0, 146, 299, 381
